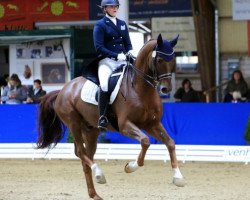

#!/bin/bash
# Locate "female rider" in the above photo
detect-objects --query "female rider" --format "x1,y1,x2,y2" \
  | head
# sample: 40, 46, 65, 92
93, 0, 134, 131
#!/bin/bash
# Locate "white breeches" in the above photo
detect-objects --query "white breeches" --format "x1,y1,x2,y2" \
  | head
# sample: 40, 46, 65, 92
98, 58, 126, 91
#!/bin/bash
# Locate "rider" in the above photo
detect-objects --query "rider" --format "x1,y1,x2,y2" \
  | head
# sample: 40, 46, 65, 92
93, 0, 134, 131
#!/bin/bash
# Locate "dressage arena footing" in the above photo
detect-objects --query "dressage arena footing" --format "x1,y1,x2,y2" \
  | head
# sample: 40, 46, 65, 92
0, 159, 250, 200
0, 143, 250, 199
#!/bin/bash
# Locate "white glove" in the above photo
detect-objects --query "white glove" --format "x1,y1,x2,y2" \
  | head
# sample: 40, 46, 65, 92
117, 53, 126, 61
128, 50, 137, 58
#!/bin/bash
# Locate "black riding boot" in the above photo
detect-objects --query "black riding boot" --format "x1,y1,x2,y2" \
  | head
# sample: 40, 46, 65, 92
98, 89, 110, 132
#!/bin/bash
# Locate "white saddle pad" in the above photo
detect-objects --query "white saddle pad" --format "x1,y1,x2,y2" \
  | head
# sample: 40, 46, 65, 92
81, 66, 126, 105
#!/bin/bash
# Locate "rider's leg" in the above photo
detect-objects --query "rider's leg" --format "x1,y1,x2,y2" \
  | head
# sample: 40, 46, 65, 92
98, 64, 112, 131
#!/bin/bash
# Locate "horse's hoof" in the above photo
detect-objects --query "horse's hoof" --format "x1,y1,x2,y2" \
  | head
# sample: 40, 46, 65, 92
95, 174, 106, 184
173, 177, 185, 187
124, 161, 139, 173
93, 195, 103, 200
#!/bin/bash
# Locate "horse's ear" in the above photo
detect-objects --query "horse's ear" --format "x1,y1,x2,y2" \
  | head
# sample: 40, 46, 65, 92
157, 34, 163, 47
170, 35, 179, 47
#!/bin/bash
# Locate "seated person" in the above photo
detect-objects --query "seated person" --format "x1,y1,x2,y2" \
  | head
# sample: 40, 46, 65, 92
26, 79, 46, 104
231, 91, 244, 103
224, 70, 248, 102
174, 78, 200, 102
1, 74, 27, 104
0, 74, 9, 97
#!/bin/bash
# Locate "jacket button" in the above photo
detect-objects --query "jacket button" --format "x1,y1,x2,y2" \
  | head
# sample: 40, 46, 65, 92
113, 45, 115, 47
120, 37, 122, 39
120, 44, 122, 46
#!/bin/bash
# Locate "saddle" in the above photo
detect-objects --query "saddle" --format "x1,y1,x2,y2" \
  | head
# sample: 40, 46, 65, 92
81, 62, 127, 131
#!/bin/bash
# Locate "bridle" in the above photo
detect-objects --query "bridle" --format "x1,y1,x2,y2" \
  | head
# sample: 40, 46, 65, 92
128, 46, 173, 88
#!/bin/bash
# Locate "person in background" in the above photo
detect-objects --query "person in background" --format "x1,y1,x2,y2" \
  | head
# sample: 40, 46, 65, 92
224, 70, 248, 102
174, 78, 200, 102
0, 74, 9, 97
230, 91, 245, 103
26, 79, 46, 104
1, 74, 27, 104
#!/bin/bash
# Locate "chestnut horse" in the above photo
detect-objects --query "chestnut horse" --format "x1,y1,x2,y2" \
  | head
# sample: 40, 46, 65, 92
37, 34, 185, 200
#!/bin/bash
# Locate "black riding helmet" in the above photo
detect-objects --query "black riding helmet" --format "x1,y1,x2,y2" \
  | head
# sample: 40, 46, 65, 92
100, 0, 120, 8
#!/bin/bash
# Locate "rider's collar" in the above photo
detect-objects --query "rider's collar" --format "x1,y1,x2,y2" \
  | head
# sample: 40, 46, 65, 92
106, 13, 116, 20
106, 14, 117, 25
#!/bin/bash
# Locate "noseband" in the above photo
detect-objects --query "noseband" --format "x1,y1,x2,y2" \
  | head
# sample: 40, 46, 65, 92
128, 47, 173, 88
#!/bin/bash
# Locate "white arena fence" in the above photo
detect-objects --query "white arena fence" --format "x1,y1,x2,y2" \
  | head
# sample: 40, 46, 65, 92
0, 143, 249, 165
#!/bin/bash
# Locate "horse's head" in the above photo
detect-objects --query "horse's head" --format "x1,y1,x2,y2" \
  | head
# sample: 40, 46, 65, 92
150, 34, 178, 94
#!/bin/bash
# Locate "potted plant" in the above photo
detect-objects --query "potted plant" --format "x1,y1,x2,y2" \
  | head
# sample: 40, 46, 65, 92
244, 116, 250, 145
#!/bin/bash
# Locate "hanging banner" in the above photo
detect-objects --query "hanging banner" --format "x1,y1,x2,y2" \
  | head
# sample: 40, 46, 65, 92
152, 17, 197, 52
0, 20, 34, 31
232, 0, 250, 20
89, 0, 192, 20
0, 0, 89, 30
0, 0, 33, 30
129, 0, 192, 19
89, 0, 104, 20
0, 0, 26, 21
28, 0, 89, 22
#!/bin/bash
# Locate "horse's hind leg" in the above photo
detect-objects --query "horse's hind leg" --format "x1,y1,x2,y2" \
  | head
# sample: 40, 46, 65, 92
146, 123, 185, 187
66, 115, 103, 200
81, 127, 106, 184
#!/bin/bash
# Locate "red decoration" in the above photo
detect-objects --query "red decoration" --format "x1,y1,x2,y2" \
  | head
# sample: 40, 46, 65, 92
28, 0, 89, 22
0, 0, 89, 30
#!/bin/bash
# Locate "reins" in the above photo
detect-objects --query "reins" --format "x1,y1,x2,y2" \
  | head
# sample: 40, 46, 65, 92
126, 47, 173, 89
127, 54, 158, 88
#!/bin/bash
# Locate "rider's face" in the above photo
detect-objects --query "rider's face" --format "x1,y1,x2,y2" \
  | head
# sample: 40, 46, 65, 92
105, 5, 119, 17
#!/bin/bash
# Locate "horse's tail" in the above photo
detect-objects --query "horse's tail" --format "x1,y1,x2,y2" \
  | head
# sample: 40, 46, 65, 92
37, 90, 65, 149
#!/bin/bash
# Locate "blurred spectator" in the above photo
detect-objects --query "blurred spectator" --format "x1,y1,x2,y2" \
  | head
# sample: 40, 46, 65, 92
224, 70, 248, 102
231, 91, 244, 103
26, 79, 46, 104
0, 74, 9, 97
174, 78, 200, 102
1, 74, 27, 104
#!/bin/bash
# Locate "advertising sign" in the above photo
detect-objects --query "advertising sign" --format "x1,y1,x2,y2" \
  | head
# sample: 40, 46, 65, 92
28, 0, 89, 22
0, 0, 89, 30
129, 0, 192, 19
89, 0, 192, 20
152, 17, 197, 52
0, 0, 33, 30
233, 0, 250, 20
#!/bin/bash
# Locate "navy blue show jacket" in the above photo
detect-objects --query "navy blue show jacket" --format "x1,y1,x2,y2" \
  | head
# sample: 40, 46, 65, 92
93, 16, 132, 60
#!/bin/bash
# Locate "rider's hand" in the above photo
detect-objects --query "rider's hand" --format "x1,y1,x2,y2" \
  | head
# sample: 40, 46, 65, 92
117, 53, 126, 61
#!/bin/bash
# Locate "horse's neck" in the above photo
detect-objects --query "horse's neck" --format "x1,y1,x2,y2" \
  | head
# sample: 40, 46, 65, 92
135, 40, 156, 73
132, 40, 156, 90
125, 40, 159, 99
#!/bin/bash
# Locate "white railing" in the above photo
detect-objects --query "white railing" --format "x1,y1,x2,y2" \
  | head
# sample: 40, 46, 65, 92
0, 143, 249, 164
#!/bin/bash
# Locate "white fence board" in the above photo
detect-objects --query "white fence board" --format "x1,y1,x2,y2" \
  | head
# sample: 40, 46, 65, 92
0, 143, 249, 164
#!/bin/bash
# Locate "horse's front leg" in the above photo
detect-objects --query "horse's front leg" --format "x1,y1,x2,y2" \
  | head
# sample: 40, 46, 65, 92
119, 120, 150, 173
145, 123, 185, 187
